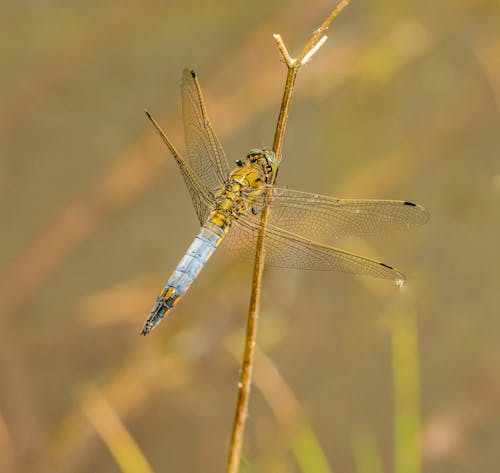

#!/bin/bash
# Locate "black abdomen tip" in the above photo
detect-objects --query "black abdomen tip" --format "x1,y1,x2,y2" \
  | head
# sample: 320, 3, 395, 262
190, 69, 196, 78
404, 201, 416, 207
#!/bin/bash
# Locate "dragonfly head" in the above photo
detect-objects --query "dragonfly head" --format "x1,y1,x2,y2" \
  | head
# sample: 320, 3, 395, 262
245, 148, 278, 183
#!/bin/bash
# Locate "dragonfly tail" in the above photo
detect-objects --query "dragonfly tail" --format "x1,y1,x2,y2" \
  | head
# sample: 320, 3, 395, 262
141, 287, 179, 335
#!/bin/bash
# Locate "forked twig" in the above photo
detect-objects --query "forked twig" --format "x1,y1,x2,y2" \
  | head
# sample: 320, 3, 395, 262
225, 2, 350, 472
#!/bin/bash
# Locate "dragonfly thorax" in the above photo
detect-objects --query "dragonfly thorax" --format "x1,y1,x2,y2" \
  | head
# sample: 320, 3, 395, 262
212, 152, 273, 222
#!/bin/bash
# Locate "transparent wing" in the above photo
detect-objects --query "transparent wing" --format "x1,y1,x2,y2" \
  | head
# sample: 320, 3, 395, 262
145, 111, 213, 224
250, 187, 429, 243
224, 212, 406, 283
181, 68, 230, 192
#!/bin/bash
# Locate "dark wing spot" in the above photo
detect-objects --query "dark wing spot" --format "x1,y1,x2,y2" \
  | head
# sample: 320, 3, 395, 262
190, 69, 196, 78
404, 201, 416, 207
380, 263, 394, 269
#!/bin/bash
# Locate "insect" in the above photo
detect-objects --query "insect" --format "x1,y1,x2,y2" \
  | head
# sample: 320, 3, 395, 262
141, 68, 429, 335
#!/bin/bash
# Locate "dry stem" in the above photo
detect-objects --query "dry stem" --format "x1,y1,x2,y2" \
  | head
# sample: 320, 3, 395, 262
225, 2, 350, 472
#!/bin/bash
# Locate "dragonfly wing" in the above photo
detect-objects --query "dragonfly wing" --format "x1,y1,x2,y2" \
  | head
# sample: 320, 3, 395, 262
181, 68, 230, 192
224, 213, 406, 283
145, 111, 213, 224
250, 187, 429, 243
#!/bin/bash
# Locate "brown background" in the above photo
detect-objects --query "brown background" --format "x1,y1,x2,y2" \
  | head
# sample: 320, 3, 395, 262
1, 0, 499, 472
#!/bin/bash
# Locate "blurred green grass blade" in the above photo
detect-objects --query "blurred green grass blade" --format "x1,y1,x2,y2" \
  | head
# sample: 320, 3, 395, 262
291, 424, 334, 473
83, 392, 155, 473
390, 307, 421, 473
351, 430, 384, 473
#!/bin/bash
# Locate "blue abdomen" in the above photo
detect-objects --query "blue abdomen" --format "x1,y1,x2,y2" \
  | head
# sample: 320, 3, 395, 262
141, 220, 227, 335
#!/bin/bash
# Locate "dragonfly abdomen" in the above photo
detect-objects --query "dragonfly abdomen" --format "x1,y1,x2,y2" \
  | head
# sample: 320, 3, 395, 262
141, 219, 229, 335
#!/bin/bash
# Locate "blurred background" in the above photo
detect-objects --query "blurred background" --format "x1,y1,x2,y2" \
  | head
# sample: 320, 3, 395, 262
1, 0, 499, 472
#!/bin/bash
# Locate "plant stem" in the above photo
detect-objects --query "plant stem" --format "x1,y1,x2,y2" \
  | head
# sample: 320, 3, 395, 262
225, 3, 350, 472
272, 67, 298, 158
225, 206, 267, 473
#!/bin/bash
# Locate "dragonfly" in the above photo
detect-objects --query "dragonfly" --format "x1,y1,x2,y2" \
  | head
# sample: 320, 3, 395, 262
141, 68, 429, 335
